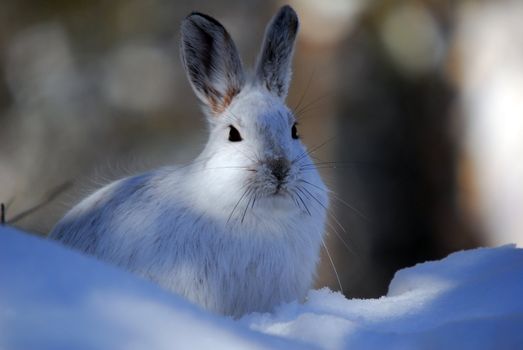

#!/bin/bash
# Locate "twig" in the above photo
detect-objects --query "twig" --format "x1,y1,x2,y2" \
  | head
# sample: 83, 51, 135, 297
8, 181, 73, 224
1, 203, 5, 225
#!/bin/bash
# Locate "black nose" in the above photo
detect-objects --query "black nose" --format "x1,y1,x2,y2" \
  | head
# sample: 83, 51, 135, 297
269, 158, 289, 182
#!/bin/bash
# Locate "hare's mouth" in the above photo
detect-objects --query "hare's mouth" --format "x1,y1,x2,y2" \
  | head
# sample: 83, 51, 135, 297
272, 183, 286, 196
255, 190, 295, 210
272, 181, 296, 197
254, 185, 291, 200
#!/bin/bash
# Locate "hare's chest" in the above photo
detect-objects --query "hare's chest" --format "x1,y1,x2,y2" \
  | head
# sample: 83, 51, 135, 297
152, 218, 321, 317
198, 230, 316, 316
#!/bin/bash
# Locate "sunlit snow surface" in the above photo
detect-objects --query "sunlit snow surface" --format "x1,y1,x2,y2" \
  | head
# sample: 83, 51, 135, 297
1, 226, 522, 350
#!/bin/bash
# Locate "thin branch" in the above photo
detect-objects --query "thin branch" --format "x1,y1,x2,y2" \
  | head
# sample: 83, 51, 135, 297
1, 203, 5, 225
9, 181, 73, 224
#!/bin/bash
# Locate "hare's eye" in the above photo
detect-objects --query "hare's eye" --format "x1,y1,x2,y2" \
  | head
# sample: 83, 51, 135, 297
291, 123, 299, 140
228, 125, 243, 142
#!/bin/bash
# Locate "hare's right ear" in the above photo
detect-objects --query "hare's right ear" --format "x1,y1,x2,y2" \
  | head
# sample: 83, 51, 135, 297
255, 5, 299, 99
181, 13, 245, 115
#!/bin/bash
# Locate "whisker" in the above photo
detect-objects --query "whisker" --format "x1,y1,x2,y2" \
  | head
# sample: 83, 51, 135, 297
297, 183, 361, 270
321, 238, 343, 293
291, 138, 334, 164
300, 166, 338, 170
325, 219, 360, 259
291, 193, 302, 212
294, 190, 312, 216
295, 103, 328, 121
293, 137, 336, 165
297, 181, 362, 258
204, 166, 254, 171
299, 179, 368, 221
298, 165, 379, 174
178, 155, 215, 170
300, 186, 364, 261
297, 185, 346, 234
241, 190, 254, 224
226, 186, 251, 225
295, 92, 331, 120
300, 161, 382, 170
293, 67, 316, 113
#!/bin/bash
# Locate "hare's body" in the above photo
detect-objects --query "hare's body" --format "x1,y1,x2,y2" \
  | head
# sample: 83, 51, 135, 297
52, 164, 325, 316
51, 6, 328, 317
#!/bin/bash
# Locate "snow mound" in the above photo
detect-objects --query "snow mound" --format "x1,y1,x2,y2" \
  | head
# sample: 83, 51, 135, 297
1, 226, 522, 349
246, 246, 523, 349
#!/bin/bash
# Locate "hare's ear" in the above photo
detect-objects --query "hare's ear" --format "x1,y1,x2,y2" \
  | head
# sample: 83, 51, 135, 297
255, 5, 299, 99
181, 13, 244, 115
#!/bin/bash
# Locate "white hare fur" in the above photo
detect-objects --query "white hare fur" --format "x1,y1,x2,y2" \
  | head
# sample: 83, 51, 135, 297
50, 5, 328, 318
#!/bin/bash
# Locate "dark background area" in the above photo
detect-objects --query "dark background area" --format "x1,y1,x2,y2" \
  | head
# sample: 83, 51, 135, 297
1, 0, 522, 298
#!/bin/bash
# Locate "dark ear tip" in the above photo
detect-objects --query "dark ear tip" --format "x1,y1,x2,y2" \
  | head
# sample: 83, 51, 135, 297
276, 5, 299, 31
279, 5, 297, 16
183, 11, 223, 28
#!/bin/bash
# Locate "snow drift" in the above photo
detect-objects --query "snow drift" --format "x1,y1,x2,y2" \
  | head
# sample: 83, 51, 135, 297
1, 226, 522, 349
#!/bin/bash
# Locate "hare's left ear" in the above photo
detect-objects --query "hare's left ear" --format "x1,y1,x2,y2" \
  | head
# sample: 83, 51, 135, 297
255, 5, 299, 99
181, 12, 245, 115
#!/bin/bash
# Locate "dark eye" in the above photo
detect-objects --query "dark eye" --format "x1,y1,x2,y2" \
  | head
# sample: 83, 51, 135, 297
291, 123, 299, 139
228, 125, 243, 142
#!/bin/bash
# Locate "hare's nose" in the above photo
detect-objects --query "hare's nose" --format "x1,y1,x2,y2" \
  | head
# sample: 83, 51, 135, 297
268, 158, 290, 182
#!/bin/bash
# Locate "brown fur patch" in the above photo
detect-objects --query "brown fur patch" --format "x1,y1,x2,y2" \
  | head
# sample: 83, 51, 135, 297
208, 86, 240, 115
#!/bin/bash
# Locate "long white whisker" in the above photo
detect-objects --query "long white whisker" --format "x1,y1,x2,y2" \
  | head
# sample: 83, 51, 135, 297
292, 137, 336, 165
324, 218, 357, 256
298, 185, 346, 234
299, 179, 368, 220
297, 183, 362, 260
293, 67, 316, 113
295, 92, 330, 120
322, 238, 343, 293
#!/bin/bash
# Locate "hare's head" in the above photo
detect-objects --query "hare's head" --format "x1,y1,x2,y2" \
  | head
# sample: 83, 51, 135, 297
180, 6, 326, 219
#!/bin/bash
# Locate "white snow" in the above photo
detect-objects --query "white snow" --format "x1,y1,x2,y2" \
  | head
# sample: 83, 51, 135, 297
1, 226, 522, 349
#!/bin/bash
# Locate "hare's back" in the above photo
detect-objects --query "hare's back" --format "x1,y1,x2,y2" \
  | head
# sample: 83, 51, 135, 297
49, 171, 158, 254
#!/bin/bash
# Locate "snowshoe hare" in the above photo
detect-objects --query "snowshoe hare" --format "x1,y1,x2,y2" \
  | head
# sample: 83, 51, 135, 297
51, 5, 328, 318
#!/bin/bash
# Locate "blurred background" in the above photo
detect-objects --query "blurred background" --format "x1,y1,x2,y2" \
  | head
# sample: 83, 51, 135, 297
1, 0, 522, 298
